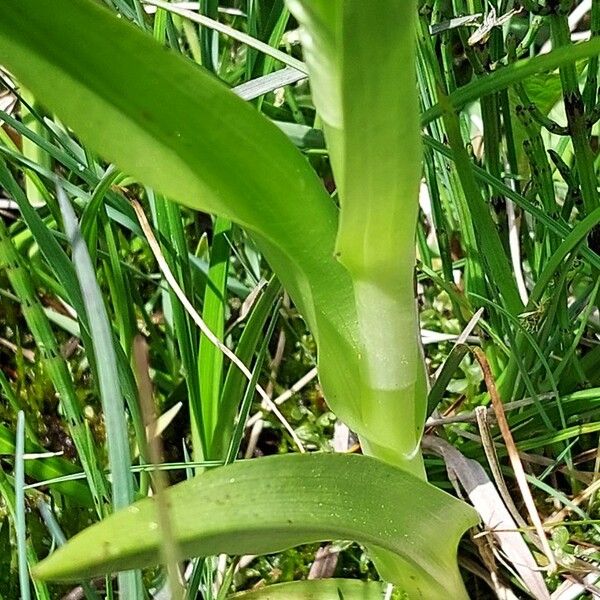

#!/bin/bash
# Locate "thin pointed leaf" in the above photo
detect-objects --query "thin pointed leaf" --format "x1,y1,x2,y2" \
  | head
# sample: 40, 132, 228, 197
213, 278, 281, 458
199, 217, 231, 451
56, 187, 142, 598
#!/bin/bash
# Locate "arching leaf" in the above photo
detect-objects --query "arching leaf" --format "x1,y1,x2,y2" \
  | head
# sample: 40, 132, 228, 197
33, 453, 477, 599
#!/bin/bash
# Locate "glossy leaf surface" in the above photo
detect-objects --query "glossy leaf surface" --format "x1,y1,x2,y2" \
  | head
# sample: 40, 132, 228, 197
34, 453, 477, 598
229, 579, 385, 599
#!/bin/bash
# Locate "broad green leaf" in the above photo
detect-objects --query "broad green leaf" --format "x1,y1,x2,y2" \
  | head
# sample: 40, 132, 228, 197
229, 579, 385, 599
0, 0, 343, 327
0, 0, 368, 445
33, 453, 478, 599
286, 1, 426, 472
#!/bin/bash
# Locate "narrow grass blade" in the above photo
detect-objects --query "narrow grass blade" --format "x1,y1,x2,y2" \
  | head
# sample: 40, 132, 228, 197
148, 190, 204, 458
233, 67, 305, 101
427, 343, 470, 417
144, 0, 307, 73
213, 278, 281, 458
56, 186, 134, 508
15, 411, 31, 600
20, 90, 50, 208
0, 424, 93, 506
439, 97, 523, 315
421, 36, 600, 125
0, 471, 50, 600
56, 186, 142, 598
199, 217, 231, 451
0, 217, 108, 512
224, 299, 280, 464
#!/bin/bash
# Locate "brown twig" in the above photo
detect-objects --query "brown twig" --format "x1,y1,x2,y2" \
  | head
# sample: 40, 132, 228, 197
133, 335, 184, 599
472, 347, 556, 572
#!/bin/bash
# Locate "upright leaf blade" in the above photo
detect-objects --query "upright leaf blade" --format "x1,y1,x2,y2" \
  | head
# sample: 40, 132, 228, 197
199, 216, 231, 452
33, 453, 478, 599
56, 187, 143, 598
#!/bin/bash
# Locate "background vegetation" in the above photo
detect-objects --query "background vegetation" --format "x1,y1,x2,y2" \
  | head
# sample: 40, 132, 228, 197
2, 0, 600, 598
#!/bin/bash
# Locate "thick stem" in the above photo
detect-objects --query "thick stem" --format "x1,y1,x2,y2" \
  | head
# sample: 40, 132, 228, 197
371, 548, 471, 600
351, 279, 428, 478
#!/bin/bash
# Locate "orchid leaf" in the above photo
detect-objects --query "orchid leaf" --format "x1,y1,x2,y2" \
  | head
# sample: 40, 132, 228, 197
229, 579, 385, 599
33, 453, 477, 599
0, 0, 367, 436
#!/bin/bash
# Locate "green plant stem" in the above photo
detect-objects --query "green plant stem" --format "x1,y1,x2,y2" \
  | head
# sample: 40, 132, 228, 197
550, 14, 599, 216
583, 0, 600, 112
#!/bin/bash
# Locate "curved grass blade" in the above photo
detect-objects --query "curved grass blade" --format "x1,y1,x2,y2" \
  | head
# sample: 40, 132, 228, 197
147, 189, 204, 457
33, 453, 478, 599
